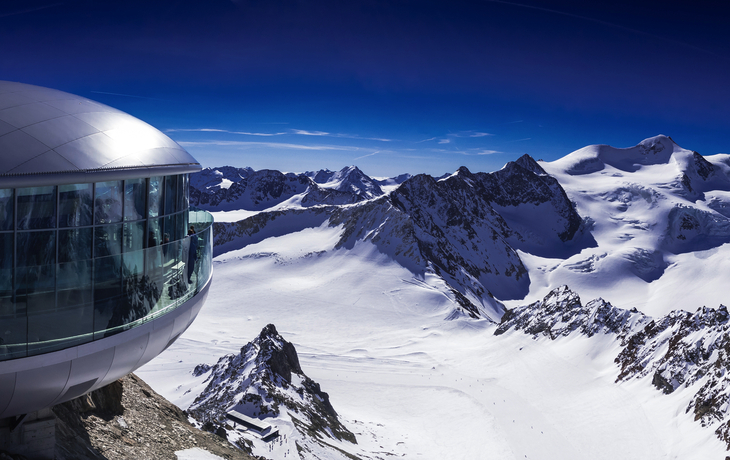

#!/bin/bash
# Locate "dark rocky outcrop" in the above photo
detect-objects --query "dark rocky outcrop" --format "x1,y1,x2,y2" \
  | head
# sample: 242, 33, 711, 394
53, 374, 255, 460
189, 324, 355, 446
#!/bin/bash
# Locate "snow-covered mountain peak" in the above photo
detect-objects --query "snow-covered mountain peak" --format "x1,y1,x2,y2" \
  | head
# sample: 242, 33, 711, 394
186, 324, 356, 455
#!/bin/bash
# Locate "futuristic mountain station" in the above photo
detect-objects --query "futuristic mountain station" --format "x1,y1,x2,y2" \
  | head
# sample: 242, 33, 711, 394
0, 81, 213, 457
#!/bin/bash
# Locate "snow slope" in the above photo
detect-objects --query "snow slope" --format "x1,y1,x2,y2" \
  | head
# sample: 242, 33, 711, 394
517, 135, 730, 316
139, 135, 730, 459
139, 223, 726, 459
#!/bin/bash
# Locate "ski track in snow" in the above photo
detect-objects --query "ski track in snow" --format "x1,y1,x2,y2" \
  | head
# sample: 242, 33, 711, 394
139, 223, 726, 459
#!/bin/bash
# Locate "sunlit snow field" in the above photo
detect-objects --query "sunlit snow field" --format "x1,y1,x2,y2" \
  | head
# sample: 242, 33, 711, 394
139, 223, 725, 459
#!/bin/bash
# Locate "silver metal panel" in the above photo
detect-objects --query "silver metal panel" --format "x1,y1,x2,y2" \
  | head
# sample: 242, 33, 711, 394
0, 372, 16, 415
73, 111, 133, 132
51, 347, 115, 405
8, 150, 78, 174
0, 119, 17, 137
0, 130, 51, 173
0, 102, 67, 129
21, 115, 99, 149
170, 305, 193, 339
137, 147, 184, 167
0, 81, 200, 175
0, 92, 36, 111
54, 132, 126, 170
20, 89, 77, 102
44, 98, 117, 115
102, 154, 148, 170
2, 361, 71, 417
97, 332, 150, 388
136, 320, 175, 369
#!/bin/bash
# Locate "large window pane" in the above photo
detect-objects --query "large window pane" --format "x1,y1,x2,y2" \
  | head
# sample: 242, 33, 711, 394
164, 174, 177, 215
94, 224, 122, 258
0, 189, 13, 231
94, 181, 122, 224
148, 217, 162, 247
59, 228, 92, 263
148, 176, 162, 218
15, 264, 55, 315
0, 233, 12, 295
58, 260, 92, 308
182, 174, 190, 210
124, 178, 147, 222
17, 186, 56, 229
94, 254, 122, 334
59, 183, 92, 227
17, 231, 55, 267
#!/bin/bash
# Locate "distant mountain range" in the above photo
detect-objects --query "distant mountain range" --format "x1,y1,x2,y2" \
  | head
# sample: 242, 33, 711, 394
177, 134, 730, 455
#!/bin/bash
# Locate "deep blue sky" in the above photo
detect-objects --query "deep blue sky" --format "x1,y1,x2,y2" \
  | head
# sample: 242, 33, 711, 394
2, 0, 729, 177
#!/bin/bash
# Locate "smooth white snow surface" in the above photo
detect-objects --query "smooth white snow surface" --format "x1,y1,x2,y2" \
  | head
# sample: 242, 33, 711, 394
509, 135, 730, 316
175, 448, 226, 460
139, 220, 726, 459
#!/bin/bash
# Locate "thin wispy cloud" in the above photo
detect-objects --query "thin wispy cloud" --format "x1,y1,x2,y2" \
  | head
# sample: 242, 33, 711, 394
90, 91, 169, 102
167, 128, 286, 136
0, 2, 64, 19
484, 0, 716, 56
438, 139, 451, 144
292, 129, 330, 136
169, 127, 392, 142
354, 151, 380, 160
178, 140, 359, 151
501, 137, 532, 143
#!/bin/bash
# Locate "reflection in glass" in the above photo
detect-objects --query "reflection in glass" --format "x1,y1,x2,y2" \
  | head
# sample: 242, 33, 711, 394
182, 174, 190, 210
95, 224, 122, 258
0, 189, 13, 231
59, 183, 92, 227
95, 181, 123, 224
17, 186, 56, 229
59, 228, 92, 263
149, 176, 162, 218
94, 254, 122, 333
58, 260, 92, 309
17, 231, 55, 267
164, 175, 177, 215
148, 217, 162, 247
124, 178, 147, 222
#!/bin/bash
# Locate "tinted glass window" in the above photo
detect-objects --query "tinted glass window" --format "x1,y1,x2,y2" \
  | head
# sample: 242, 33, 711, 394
164, 175, 177, 215
59, 228, 93, 263
17, 186, 56, 230
59, 183, 93, 227
94, 224, 122, 258
124, 178, 146, 222
0, 189, 13, 231
148, 176, 162, 218
16, 231, 55, 267
94, 181, 123, 224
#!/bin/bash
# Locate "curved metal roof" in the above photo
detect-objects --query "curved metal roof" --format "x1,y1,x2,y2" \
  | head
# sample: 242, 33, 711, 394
0, 81, 200, 187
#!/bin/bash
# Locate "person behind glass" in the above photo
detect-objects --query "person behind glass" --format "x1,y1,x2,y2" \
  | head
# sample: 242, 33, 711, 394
162, 232, 170, 257
187, 226, 198, 283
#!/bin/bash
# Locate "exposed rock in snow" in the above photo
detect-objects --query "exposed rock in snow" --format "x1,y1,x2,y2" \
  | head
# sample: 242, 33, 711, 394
498, 285, 730, 450
187, 324, 356, 455
192, 166, 385, 211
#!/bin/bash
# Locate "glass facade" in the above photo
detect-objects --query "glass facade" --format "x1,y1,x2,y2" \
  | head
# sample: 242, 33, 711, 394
0, 174, 213, 361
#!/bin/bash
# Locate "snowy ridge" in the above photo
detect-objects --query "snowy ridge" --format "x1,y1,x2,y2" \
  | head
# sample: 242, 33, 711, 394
498, 285, 730, 450
192, 166, 388, 212
188, 324, 358, 458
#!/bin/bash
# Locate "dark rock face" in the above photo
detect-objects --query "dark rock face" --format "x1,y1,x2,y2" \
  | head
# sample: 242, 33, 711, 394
498, 286, 730, 450
191, 166, 384, 211
52, 374, 254, 460
188, 324, 355, 445
495, 285, 646, 339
